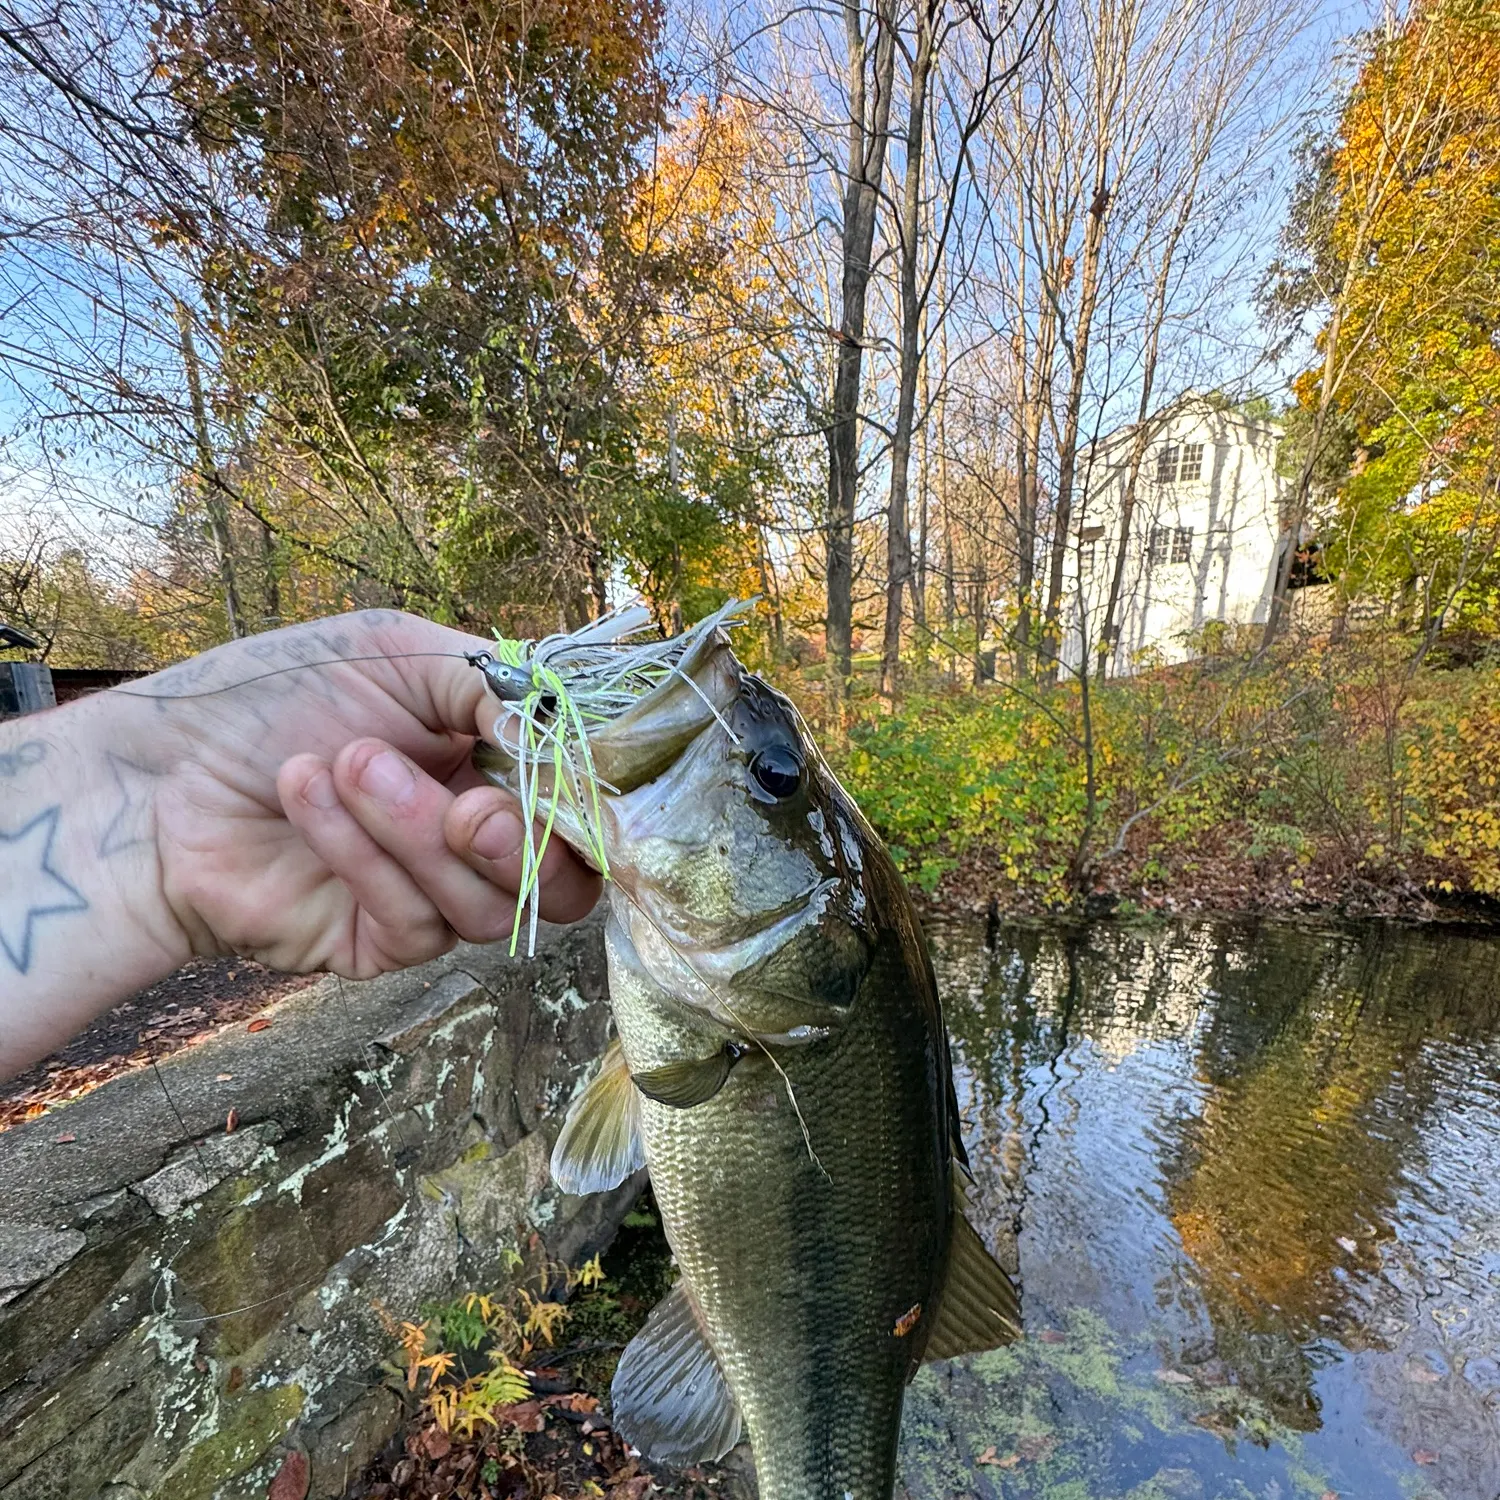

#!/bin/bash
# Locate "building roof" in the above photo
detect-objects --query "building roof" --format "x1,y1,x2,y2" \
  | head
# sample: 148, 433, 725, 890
1080, 394, 1284, 465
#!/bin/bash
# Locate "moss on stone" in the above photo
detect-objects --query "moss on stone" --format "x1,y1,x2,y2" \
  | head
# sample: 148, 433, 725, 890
146, 1383, 304, 1500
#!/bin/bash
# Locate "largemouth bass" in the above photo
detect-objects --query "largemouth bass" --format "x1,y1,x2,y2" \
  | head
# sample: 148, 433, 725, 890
476, 613, 1020, 1500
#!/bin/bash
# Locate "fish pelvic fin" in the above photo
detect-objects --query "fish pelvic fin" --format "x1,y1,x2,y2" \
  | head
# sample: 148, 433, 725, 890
924, 1193, 1023, 1361
631, 1044, 742, 1108
611, 1280, 743, 1465
550, 1038, 645, 1195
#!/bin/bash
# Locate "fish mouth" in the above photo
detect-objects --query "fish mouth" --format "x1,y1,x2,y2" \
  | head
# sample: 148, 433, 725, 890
620, 870, 842, 960
584, 629, 744, 795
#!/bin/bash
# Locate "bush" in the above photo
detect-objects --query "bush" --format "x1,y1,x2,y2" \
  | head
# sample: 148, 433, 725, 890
801, 632, 1500, 908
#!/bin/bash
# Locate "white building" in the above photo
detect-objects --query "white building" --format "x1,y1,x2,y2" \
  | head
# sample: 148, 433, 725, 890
1060, 401, 1288, 677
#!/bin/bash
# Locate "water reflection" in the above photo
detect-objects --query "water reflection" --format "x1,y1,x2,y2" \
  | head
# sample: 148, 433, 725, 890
900, 917, 1500, 1500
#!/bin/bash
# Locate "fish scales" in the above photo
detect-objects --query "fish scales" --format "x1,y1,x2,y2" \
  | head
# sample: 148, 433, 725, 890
612, 916, 950, 1500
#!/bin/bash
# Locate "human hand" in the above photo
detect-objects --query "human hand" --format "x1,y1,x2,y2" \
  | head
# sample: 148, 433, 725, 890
0, 610, 601, 1076
141, 610, 602, 973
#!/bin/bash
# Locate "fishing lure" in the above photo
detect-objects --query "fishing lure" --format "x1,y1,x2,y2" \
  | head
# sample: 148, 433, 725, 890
465, 600, 749, 956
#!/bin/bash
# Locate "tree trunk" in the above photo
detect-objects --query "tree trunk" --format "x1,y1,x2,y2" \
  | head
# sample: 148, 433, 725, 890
1038, 179, 1110, 682
1098, 193, 1197, 681
880, 0, 939, 699
260, 517, 281, 629
1263, 295, 1345, 648
176, 303, 244, 640
941, 404, 957, 682
826, 0, 898, 686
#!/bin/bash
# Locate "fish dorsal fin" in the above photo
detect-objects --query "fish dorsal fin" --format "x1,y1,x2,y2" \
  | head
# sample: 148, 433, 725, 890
632, 1046, 739, 1108
611, 1279, 743, 1464
924, 1188, 1023, 1361
550, 1039, 645, 1195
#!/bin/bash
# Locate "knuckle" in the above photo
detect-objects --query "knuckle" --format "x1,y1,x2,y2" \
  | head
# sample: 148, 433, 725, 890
450, 903, 517, 945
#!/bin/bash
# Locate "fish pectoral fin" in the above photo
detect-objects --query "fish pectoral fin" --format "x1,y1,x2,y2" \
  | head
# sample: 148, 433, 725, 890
550, 1038, 645, 1196
924, 1209, 1023, 1361
631, 1046, 739, 1108
611, 1280, 743, 1464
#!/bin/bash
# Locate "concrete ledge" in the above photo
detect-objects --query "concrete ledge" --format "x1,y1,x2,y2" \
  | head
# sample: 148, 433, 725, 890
0, 916, 629, 1500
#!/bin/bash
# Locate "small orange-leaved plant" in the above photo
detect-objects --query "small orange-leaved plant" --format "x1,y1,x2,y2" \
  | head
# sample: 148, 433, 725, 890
380, 1252, 605, 1438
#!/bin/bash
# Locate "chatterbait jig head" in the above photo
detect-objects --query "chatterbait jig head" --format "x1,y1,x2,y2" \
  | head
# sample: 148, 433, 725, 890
466, 650, 540, 705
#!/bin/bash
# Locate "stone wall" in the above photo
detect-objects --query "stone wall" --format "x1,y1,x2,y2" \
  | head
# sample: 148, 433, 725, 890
0, 916, 634, 1500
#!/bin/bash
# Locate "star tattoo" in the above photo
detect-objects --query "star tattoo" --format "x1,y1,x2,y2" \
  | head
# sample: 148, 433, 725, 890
98, 752, 161, 857
0, 807, 89, 974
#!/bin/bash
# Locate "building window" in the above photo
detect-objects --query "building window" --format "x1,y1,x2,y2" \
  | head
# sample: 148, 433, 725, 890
1179, 443, 1204, 481
1155, 445, 1179, 484
1147, 525, 1192, 566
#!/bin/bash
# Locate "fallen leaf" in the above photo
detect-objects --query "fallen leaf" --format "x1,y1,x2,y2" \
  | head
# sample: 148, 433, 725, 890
893, 1302, 923, 1337
1413, 1450, 1440, 1466
54, 1132, 76, 1144
226, 1365, 243, 1394
494, 1399, 547, 1432
1155, 1368, 1195, 1385
418, 1425, 451, 1460
225, 1108, 239, 1134
267, 1448, 309, 1500
976, 1447, 1021, 1468
247, 1018, 272, 1033
216, 1072, 234, 1082
1037, 1328, 1067, 1344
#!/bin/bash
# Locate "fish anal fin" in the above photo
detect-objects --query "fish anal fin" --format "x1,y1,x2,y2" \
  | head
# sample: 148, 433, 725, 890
550, 1039, 645, 1195
611, 1280, 743, 1464
924, 1205, 1023, 1361
632, 1047, 737, 1108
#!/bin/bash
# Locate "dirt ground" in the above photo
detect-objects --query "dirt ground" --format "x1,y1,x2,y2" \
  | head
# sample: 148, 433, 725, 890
0, 958, 316, 1133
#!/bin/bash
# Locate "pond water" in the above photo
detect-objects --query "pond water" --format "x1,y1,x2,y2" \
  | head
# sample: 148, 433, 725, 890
899, 917, 1500, 1500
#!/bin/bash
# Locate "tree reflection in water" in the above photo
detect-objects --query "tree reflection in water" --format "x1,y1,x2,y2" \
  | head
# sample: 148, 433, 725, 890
912, 916, 1500, 1500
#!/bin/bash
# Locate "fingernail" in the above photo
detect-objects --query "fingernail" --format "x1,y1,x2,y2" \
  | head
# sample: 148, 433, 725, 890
471, 808, 524, 864
359, 750, 416, 806
303, 768, 340, 809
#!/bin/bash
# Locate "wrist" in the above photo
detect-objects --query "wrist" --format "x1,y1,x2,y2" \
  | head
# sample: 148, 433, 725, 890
0, 691, 191, 1078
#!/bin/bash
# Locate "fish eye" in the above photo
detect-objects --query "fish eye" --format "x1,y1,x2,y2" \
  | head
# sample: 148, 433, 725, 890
748, 745, 804, 802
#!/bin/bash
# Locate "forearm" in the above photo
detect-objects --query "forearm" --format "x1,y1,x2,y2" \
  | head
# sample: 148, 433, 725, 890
0, 694, 189, 1079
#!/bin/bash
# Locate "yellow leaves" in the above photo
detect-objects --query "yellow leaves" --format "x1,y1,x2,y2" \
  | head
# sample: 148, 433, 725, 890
517, 1290, 569, 1348
569, 1252, 606, 1290
388, 1252, 591, 1436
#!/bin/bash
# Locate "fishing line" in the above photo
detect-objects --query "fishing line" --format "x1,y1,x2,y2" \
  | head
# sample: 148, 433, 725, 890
110, 651, 475, 700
